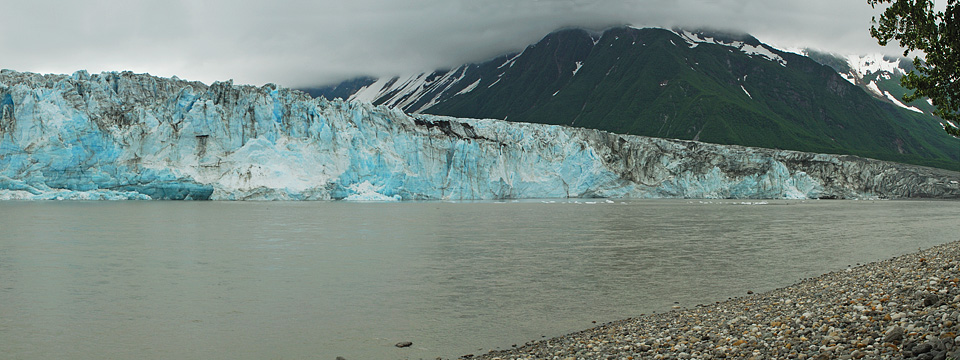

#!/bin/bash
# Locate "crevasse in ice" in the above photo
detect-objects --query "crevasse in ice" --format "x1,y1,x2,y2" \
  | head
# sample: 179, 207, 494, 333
0, 70, 957, 200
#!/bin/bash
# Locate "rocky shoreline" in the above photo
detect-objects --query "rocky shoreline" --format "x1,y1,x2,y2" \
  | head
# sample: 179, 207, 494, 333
463, 239, 960, 360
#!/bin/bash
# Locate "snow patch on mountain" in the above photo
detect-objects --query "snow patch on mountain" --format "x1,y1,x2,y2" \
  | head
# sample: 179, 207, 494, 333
350, 66, 476, 113
674, 30, 787, 66
883, 91, 924, 113
841, 73, 858, 85
866, 81, 884, 97
846, 54, 905, 78
455, 79, 481, 96
840, 57, 933, 113
775, 47, 808, 57
352, 77, 395, 104
740, 44, 788, 66
498, 51, 524, 69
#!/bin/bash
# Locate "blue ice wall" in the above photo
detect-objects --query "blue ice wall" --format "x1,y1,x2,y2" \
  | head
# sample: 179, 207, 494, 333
0, 70, 957, 200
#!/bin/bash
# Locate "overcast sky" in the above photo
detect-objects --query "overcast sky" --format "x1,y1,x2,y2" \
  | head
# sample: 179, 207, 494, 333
1, 0, 914, 88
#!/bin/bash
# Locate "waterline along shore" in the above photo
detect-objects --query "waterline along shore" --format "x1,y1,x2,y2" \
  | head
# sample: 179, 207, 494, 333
465, 239, 960, 360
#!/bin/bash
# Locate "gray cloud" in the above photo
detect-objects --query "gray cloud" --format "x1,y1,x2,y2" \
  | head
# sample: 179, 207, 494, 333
1, 0, 906, 87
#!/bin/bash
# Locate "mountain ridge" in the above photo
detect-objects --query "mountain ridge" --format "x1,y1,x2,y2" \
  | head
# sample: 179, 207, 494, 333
304, 26, 959, 171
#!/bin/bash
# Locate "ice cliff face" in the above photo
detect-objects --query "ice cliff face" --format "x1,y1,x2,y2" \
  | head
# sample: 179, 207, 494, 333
0, 70, 957, 200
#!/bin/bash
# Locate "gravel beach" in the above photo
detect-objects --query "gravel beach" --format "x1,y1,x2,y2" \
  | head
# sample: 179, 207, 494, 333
463, 239, 960, 360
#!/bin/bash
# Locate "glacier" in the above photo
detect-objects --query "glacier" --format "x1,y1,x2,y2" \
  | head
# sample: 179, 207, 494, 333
0, 69, 958, 201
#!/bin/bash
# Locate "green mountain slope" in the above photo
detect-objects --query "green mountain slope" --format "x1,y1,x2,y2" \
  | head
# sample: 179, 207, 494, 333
311, 27, 960, 170
428, 28, 958, 170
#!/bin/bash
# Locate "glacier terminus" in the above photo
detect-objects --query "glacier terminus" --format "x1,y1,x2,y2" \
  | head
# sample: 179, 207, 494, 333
0, 70, 957, 200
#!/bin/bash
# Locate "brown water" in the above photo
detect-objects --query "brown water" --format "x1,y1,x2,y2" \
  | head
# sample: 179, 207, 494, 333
1, 199, 958, 359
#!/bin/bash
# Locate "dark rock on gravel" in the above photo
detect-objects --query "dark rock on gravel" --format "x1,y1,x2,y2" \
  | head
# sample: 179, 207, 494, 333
885, 326, 905, 343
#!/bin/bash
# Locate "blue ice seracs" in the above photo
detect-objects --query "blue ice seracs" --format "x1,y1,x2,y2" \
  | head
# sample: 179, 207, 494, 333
0, 70, 957, 200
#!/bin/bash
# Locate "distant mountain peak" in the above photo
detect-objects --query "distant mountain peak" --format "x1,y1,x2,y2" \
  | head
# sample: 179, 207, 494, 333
800, 50, 931, 114
843, 53, 909, 80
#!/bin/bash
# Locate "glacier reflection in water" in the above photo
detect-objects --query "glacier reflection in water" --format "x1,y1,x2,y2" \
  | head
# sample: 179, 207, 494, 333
1, 199, 958, 359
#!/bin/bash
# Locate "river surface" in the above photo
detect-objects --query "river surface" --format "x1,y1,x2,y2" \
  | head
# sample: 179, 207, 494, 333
1, 199, 959, 359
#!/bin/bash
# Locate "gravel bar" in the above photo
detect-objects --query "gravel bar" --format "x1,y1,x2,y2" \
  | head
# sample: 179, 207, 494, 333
462, 239, 960, 360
